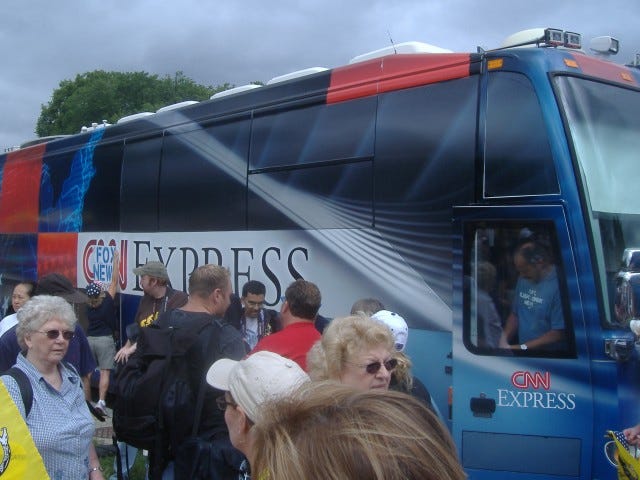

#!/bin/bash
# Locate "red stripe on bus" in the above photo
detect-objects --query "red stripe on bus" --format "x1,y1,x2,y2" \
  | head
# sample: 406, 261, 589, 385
37, 233, 79, 283
327, 53, 473, 104
569, 53, 638, 86
0, 144, 45, 233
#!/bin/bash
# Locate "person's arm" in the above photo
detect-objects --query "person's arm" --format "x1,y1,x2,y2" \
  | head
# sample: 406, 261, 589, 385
88, 443, 105, 479
499, 312, 518, 348
114, 322, 140, 363
114, 339, 136, 363
515, 329, 565, 350
624, 423, 640, 446
106, 251, 120, 300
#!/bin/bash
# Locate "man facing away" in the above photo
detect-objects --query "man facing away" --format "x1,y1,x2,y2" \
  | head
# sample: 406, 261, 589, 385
225, 280, 281, 352
114, 260, 187, 363
153, 264, 246, 479
250, 279, 321, 371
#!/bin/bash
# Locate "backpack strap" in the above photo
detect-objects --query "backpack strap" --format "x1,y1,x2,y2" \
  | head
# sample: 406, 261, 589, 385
190, 320, 223, 436
4, 367, 33, 417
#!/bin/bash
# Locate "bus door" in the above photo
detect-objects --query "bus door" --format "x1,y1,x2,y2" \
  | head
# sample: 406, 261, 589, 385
452, 205, 592, 479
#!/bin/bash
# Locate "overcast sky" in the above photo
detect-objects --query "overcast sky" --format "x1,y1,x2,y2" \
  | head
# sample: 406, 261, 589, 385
1, 0, 638, 151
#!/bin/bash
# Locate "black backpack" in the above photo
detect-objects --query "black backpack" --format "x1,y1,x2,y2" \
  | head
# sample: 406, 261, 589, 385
112, 314, 219, 455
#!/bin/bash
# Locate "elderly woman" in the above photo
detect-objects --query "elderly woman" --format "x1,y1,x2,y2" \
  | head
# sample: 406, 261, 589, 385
0, 295, 104, 480
307, 314, 397, 390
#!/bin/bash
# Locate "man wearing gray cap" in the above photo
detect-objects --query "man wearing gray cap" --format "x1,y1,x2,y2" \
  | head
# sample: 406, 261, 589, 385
206, 351, 310, 479
114, 260, 187, 363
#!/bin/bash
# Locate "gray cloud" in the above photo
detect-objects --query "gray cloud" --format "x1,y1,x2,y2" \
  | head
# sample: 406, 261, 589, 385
1, 0, 639, 149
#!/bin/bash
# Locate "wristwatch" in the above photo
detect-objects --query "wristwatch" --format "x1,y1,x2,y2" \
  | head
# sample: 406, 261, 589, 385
520, 343, 528, 350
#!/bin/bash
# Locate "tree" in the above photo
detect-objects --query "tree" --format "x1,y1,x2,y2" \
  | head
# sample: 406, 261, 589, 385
36, 71, 232, 137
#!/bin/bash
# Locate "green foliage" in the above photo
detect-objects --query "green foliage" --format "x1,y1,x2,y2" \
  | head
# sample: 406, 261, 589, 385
99, 448, 147, 479
36, 71, 233, 137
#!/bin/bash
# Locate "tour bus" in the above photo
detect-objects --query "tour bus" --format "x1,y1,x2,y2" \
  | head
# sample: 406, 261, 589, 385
0, 27, 638, 479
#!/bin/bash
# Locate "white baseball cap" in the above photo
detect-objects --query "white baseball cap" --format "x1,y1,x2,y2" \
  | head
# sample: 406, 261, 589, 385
206, 351, 309, 422
371, 310, 409, 352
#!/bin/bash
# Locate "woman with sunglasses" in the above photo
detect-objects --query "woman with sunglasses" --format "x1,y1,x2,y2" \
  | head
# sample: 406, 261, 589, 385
0, 295, 104, 479
307, 315, 397, 391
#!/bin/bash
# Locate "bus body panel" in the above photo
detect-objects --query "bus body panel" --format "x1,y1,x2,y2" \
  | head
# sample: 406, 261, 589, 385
0, 46, 638, 478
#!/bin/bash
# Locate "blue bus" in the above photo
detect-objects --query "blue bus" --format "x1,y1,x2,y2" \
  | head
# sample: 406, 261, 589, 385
0, 27, 638, 479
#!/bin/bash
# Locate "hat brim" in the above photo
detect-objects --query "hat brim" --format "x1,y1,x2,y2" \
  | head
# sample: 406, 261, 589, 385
206, 358, 238, 391
61, 289, 89, 304
132, 267, 169, 281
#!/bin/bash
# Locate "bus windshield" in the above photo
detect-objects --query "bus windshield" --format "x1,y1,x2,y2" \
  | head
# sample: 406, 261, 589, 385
555, 76, 640, 326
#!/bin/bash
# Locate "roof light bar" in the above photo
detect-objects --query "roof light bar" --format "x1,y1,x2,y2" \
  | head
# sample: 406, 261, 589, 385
545, 28, 565, 47
544, 28, 581, 49
499, 28, 582, 50
564, 32, 581, 49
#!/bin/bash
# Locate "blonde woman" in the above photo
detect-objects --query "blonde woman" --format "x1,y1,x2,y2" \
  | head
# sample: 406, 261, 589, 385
307, 315, 397, 391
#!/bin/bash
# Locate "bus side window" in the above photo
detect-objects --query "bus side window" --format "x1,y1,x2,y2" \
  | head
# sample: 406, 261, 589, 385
121, 136, 162, 232
484, 72, 559, 197
160, 119, 250, 232
247, 97, 376, 230
464, 222, 576, 358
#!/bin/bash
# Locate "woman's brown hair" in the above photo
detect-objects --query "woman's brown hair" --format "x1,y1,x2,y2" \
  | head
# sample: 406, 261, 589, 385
251, 381, 466, 480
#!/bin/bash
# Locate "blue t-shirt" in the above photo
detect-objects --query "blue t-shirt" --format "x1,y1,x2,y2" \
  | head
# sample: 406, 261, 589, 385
512, 266, 565, 346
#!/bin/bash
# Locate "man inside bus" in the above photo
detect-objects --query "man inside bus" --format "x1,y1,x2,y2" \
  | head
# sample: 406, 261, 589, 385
498, 240, 566, 351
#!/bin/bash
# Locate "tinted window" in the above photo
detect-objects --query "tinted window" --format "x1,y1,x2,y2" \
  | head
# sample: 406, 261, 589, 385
82, 141, 123, 232
250, 97, 376, 170
484, 72, 558, 197
463, 221, 575, 358
160, 120, 250, 231
248, 161, 373, 230
375, 78, 477, 315
121, 136, 162, 232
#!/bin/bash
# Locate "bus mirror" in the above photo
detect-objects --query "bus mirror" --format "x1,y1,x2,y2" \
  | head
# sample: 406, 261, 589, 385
590, 36, 620, 55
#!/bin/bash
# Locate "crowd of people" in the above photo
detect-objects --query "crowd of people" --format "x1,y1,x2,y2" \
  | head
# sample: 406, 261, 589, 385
0, 256, 463, 479
0, 256, 465, 479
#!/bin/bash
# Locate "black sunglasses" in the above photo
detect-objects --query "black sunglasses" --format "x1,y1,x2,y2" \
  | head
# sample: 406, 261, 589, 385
37, 329, 75, 341
216, 394, 237, 412
350, 358, 398, 375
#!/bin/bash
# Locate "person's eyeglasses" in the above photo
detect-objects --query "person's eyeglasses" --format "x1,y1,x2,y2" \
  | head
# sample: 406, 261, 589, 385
351, 358, 398, 375
36, 329, 75, 341
216, 394, 237, 412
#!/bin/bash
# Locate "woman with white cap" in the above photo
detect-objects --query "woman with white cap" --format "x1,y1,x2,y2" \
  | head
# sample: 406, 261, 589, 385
370, 309, 434, 410
306, 314, 398, 391
206, 350, 310, 479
